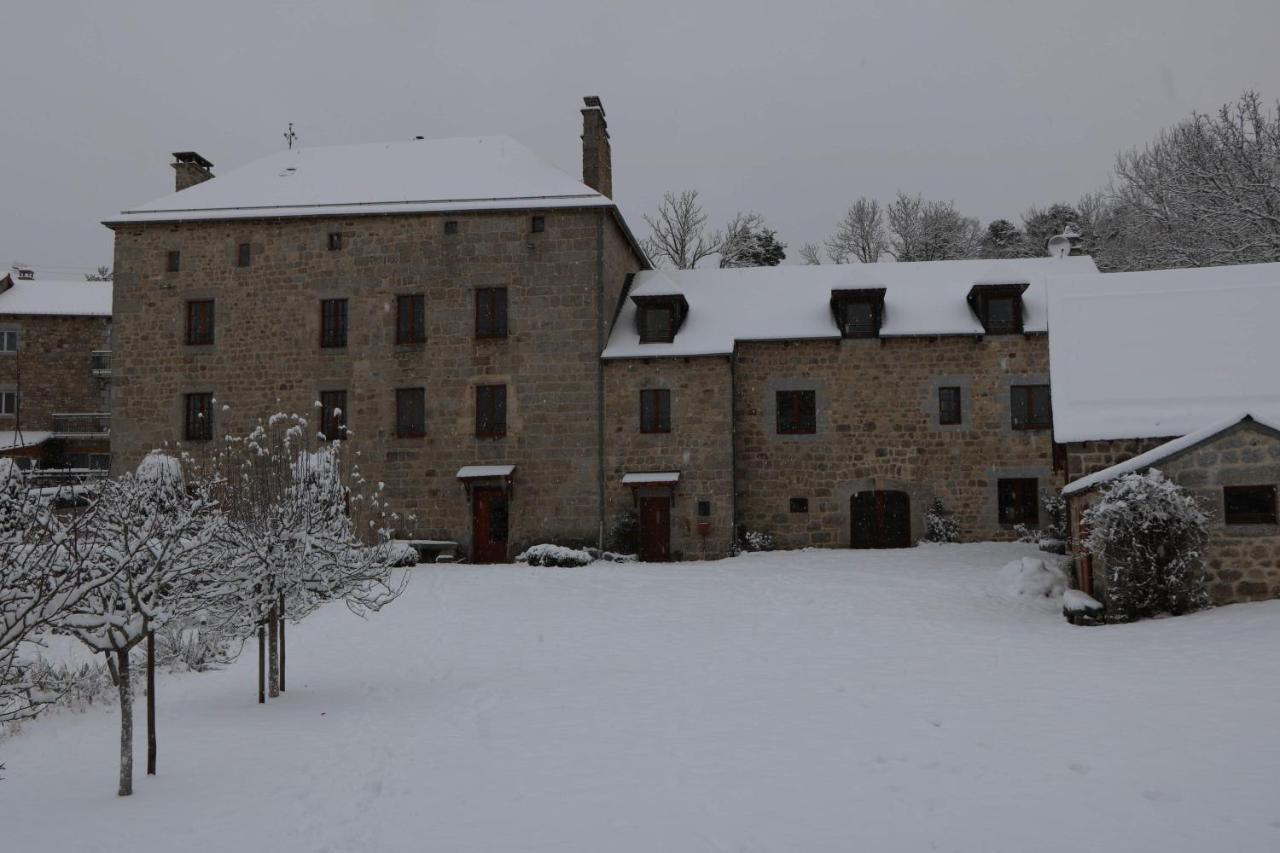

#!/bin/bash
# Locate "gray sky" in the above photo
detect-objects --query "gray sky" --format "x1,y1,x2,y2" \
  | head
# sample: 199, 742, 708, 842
4, 0, 1279, 276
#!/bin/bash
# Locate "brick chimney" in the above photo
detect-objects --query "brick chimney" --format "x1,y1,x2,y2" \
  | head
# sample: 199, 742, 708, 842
581, 96, 612, 198
172, 151, 214, 192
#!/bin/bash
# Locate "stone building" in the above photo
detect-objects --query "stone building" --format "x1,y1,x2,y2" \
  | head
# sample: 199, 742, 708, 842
0, 269, 113, 469
1051, 263, 1280, 605
106, 98, 647, 559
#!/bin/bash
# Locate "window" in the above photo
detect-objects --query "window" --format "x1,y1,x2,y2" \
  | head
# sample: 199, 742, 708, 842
531, 215, 545, 233
790, 497, 809, 513
776, 390, 817, 435
476, 384, 507, 437
319, 390, 347, 441
0, 330, 17, 352
697, 500, 712, 518
1224, 485, 1278, 525
186, 300, 215, 346
166, 251, 181, 273
1010, 385, 1051, 430
320, 298, 348, 348
444, 220, 459, 235
395, 388, 425, 437
396, 294, 426, 344
0, 390, 16, 416
475, 288, 508, 338
840, 301, 876, 337
985, 296, 1019, 333
237, 242, 251, 267
639, 389, 671, 434
327, 232, 343, 251
939, 386, 962, 425
184, 392, 213, 441
639, 305, 675, 343
998, 478, 1039, 526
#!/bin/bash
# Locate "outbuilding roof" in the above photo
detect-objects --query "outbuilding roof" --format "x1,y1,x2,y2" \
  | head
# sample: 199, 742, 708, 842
602, 256, 1099, 359
1047, 262, 1280, 443
0, 274, 112, 317
108, 136, 613, 225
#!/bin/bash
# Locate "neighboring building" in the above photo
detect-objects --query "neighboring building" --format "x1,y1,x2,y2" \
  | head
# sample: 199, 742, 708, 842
602, 257, 1100, 559
1064, 415, 1280, 605
0, 269, 113, 470
1051, 263, 1280, 604
106, 97, 648, 560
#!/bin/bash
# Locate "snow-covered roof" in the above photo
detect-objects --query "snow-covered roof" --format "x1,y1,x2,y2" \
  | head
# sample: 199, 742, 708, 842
108, 136, 613, 224
602, 256, 1099, 359
456, 465, 516, 479
1048, 262, 1280, 443
621, 472, 681, 485
1062, 414, 1280, 496
0, 275, 112, 317
0, 430, 52, 451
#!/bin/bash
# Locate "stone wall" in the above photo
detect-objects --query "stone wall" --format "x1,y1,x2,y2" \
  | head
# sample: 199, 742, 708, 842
0, 311, 112, 433
603, 356, 735, 559
1063, 436, 1172, 483
732, 335, 1062, 547
109, 207, 643, 557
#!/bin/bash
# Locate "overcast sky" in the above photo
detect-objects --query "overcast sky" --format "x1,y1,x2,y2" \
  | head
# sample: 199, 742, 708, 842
4, 0, 1279, 276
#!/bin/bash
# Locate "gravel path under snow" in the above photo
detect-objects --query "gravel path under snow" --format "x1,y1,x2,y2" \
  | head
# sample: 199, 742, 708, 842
4, 542, 1279, 852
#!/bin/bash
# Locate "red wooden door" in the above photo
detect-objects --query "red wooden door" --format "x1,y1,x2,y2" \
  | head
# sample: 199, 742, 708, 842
471, 488, 509, 563
638, 496, 671, 562
851, 490, 912, 549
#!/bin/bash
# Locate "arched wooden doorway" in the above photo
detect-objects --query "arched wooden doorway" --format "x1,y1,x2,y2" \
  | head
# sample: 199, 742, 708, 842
851, 490, 912, 549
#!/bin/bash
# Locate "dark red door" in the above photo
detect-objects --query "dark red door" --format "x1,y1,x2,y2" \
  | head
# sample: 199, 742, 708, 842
471, 488, 509, 563
638, 496, 671, 562
851, 490, 911, 549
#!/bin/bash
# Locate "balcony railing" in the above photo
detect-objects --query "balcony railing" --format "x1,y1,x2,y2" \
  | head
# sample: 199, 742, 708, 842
91, 350, 112, 376
50, 412, 111, 438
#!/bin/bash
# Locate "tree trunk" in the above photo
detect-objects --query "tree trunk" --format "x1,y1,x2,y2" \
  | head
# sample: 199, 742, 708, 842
105, 651, 119, 687
116, 649, 133, 797
257, 623, 266, 704
146, 631, 156, 776
278, 591, 286, 693
268, 606, 280, 698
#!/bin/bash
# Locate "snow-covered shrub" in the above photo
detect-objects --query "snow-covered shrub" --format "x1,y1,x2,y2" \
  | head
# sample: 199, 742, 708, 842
741, 530, 776, 552
517, 544, 595, 567
608, 510, 640, 556
152, 620, 237, 673
920, 498, 959, 543
386, 540, 420, 567
1001, 556, 1067, 598
25, 658, 115, 713
1083, 469, 1210, 620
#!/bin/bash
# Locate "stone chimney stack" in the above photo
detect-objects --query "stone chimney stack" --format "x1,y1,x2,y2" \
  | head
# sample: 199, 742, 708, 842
580, 96, 612, 198
171, 151, 215, 192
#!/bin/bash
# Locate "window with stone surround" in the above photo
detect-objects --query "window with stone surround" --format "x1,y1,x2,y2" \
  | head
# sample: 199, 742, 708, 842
184, 392, 214, 441
1010, 384, 1051, 430
776, 390, 816, 435
444, 220, 459, 235
790, 497, 809, 513
475, 288, 508, 339
319, 390, 347, 441
476, 384, 507, 438
186, 300, 215, 346
0, 390, 16, 416
320, 298, 348, 348
639, 389, 671, 434
0, 329, 17, 352
166, 251, 181, 273
531, 215, 545, 233
395, 388, 425, 437
237, 242, 251, 267
327, 232, 343, 251
939, 386, 962, 425
1224, 485, 1278, 525
998, 478, 1038, 526
396, 294, 426, 344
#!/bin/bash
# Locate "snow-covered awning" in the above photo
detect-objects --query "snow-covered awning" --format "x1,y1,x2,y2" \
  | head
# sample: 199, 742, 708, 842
456, 464, 515, 480
621, 471, 680, 485
0, 430, 53, 452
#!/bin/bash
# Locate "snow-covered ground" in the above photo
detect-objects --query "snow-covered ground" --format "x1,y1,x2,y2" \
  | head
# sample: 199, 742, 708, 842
4, 543, 1280, 852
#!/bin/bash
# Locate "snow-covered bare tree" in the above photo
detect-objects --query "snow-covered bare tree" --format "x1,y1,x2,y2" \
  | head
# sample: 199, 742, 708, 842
887, 192, 981, 262
642, 190, 723, 269
1111, 91, 1280, 269
719, 212, 785, 267
824, 197, 888, 263
798, 243, 823, 265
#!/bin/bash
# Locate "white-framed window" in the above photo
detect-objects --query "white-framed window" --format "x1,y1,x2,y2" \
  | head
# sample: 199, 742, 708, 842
0, 390, 16, 416
0, 330, 18, 352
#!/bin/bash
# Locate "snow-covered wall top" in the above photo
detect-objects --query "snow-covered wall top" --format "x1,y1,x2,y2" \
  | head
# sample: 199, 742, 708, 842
602, 256, 1099, 359
108, 136, 612, 224
1048, 262, 1280, 443
0, 276, 112, 317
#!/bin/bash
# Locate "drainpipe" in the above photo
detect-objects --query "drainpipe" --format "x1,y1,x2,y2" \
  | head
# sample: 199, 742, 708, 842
595, 213, 607, 551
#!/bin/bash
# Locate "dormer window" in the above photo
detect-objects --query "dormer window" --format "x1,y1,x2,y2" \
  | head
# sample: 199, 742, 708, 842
830, 288, 886, 339
968, 283, 1028, 335
633, 294, 689, 344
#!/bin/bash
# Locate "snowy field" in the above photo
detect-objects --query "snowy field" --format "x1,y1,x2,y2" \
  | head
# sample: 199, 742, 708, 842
4, 542, 1280, 852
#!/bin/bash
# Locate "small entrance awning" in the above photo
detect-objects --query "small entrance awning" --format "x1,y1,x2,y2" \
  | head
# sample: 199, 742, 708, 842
457, 464, 515, 479
622, 471, 680, 486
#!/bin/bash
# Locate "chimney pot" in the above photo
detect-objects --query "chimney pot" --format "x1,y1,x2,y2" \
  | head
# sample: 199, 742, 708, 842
172, 151, 215, 192
580, 95, 612, 199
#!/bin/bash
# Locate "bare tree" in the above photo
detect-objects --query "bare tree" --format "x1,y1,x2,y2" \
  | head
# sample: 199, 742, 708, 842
84, 266, 113, 282
642, 190, 724, 269
798, 243, 823, 265
887, 192, 981, 261
719, 212, 785, 267
824, 197, 888, 263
